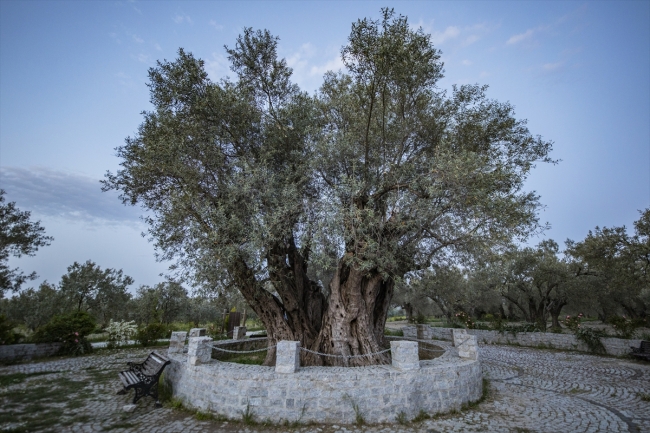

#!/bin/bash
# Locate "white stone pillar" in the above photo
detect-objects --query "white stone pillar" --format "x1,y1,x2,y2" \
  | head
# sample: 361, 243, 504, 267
390, 340, 420, 371
233, 326, 247, 340
187, 336, 213, 366
168, 331, 187, 354
188, 328, 206, 338
275, 340, 300, 373
452, 329, 478, 360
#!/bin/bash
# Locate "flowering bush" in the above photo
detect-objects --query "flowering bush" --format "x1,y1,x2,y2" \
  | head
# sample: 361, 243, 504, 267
454, 311, 476, 329
105, 320, 138, 348
563, 313, 584, 332
564, 313, 605, 353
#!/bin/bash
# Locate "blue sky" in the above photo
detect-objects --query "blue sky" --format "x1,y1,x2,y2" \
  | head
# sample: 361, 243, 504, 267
1, 1, 648, 291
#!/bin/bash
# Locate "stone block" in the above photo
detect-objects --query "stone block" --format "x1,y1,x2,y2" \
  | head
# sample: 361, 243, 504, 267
189, 328, 206, 338
168, 331, 188, 354
452, 330, 478, 360
233, 326, 247, 340
188, 336, 213, 366
390, 340, 420, 371
275, 340, 300, 373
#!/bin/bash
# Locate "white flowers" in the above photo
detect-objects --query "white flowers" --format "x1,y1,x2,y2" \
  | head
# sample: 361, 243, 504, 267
106, 320, 138, 347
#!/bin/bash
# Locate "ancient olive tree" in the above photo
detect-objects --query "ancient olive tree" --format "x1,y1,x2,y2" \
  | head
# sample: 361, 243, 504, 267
0, 189, 53, 295
104, 9, 553, 365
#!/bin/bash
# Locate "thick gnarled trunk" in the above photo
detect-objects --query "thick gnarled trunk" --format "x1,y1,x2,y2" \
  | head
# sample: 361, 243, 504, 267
230, 244, 393, 366
305, 261, 393, 366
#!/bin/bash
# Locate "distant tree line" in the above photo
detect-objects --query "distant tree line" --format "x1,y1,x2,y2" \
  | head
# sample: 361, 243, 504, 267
396, 209, 650, 331
0, 259, 249, 333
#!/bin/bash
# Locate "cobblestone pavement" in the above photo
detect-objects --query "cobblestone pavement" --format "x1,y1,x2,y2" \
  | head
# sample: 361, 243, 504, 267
1, 345, 649, 433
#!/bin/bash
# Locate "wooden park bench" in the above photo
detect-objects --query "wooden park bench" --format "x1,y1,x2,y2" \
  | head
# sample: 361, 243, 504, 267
630, 340, 650, 361
116, 351, 171, 406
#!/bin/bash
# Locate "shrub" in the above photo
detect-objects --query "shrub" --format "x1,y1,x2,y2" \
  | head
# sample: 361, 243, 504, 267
105, 320, 138, 348
136, 322, 169, 346
0, 314, 22, 345
608, 316, 643, 339
32, 311, 96, 355
563, 313, 584, 332
575, 327, 606, 353
453, 311, 475, 329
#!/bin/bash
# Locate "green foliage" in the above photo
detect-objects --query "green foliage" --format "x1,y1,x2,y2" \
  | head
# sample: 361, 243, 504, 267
575, 327, 606, 354
103, 9, 554, 356
396, 411, 408, 425
566, 208, 650, 321
454, 311, 475, 329
0, 190, 53, 294
241, 402, 255, 425
0, 282, 66, 331
0, 314, 22, 345
384, 328, 404, 337
412, 409, 430, 422
608, 315, 643, 339
32, 311, 96, 355
563, 313, 584, 332
59, 260, 133, 326
135, 322, 169, 346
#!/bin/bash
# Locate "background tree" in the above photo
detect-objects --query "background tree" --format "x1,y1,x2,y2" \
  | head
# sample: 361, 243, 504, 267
567, 208, 650, 321
0, 281, 66, 330
0, 189, 53, 295
496, 240, 573, 330
59, 260, 133, 326
104, 9, 553, 365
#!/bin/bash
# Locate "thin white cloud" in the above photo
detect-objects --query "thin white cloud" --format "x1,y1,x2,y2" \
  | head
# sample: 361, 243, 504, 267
205, 53, 230, 81
136, 53, 150, 63
209, 20, 223, 31
0, 167, 143, 225
115, 71, 134, 87
507, 29, 535, 45
543, 62, 563, 72
154, 43, 162, 52
430, 26, 460, 46
173, 14, 193, 25
461, 59, 472, 66
133, 34, 144, 44
463, 35, 480, 46
109, 32, 121, 44
310, 56, 345, 77
127, 0, 142, 15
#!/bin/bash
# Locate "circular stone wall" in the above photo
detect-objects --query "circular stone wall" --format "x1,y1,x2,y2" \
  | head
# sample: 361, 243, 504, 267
163, 339, 483, 424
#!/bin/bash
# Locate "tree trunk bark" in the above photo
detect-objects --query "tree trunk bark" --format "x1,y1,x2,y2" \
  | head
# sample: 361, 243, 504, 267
305, 261, 393, 367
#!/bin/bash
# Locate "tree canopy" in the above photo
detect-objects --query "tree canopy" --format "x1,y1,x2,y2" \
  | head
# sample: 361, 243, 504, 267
0, 189, 53, 295
104, 9, 553, 365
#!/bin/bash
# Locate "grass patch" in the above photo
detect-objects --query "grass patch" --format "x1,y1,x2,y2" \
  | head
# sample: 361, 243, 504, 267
412, 409, 431, 422
195, 410, 215, 421
224, 353, 265, 365
241, 402, 255, 424
169, 397, 184, 409
396, 411, 408, 425
637, 392, 650, 402
0, 371, 57, 387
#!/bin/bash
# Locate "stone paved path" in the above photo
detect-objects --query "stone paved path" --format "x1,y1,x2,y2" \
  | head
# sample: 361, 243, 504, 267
1, 345, 649, 432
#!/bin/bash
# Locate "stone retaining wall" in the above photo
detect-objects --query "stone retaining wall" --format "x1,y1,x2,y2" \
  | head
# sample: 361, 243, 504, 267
0, 343, 62, 362
163, 338, 483, 424
403, 325, 641, 357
